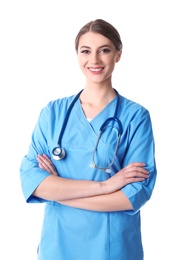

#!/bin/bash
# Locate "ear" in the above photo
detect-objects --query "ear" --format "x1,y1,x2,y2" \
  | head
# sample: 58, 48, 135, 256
116, 50, 122, 63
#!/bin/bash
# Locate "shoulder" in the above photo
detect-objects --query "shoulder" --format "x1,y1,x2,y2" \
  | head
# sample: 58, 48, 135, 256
47, 94, 76, 110
42, 94, 76, 114
119, 95, 150, 119
119, 95, 154, 136
37, 93, 78, 122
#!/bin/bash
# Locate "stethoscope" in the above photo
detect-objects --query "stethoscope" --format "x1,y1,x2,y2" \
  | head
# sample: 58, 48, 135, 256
52, 89, 123, 173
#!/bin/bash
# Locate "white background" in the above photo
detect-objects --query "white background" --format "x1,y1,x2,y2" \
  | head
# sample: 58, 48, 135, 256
0, 0, 188, 259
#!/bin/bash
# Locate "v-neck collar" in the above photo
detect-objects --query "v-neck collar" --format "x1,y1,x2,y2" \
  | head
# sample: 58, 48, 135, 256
73, 95, 119, 137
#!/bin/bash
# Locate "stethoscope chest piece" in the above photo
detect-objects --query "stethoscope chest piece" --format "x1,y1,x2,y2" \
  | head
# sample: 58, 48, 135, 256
52, 146, 66, 160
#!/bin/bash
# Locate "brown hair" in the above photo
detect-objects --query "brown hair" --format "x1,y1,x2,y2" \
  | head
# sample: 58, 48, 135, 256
75, 19, 123, 52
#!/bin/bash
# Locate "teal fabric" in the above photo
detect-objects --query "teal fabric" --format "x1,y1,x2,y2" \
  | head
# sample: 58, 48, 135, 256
20, 93, 157, 260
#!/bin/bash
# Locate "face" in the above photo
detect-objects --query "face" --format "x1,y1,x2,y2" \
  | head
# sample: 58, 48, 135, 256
77, 32, 122, 85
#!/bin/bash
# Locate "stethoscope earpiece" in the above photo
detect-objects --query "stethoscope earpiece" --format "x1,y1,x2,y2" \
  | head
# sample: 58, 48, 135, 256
52, 146, 66, 160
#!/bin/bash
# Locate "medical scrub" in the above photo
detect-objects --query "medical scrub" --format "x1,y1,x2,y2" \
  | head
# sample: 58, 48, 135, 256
20, 92, 157, 260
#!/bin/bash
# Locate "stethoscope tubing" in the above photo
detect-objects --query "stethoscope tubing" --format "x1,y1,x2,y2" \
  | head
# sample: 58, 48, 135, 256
52, 89, 122, 164
57, 89, 83, 146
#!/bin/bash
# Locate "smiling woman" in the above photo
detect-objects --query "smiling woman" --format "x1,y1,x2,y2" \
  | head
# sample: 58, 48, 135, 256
19, 18, 157, 260
77, 31, 121, 90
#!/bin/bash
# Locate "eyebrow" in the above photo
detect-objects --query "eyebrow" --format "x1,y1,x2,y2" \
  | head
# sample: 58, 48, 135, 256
79, 44, 112, 49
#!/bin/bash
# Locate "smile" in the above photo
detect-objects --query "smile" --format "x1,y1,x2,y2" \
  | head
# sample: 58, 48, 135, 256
88, 67, 104, 72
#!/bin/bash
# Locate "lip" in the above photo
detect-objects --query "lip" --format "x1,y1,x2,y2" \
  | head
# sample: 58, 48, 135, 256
88, 67, 104, 74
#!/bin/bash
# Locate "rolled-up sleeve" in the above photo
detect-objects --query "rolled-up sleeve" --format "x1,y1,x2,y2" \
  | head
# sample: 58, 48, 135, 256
121, 108, 157, 214
19, 105, 51, 203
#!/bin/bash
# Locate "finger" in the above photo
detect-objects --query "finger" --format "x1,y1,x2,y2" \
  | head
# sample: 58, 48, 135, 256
135, 172, 150, 178
122, 168, 150, 181
132, 169, 150, 178
131, 177, 146, 183
38, 154, 59, 176
38, 154, 51, 165
136, 167, 149, 174
38, 163, 45, 170
124, 163, 147, 172
123, 166, 149, 176
37, 156, 53, 172
42, 154, 53, 164
127, 162, 146, 168
37, 154, 54, 169
39, 163, 52, 175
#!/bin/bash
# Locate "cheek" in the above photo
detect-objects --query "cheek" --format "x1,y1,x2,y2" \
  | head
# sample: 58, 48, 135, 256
78, 60, 88, 75
108, 59, 116, 69
78, 57, 87, 68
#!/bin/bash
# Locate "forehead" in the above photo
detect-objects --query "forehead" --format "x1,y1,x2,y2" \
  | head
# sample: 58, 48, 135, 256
78, 32, 114, 49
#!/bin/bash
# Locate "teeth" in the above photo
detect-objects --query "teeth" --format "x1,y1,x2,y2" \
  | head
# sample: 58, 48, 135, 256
89, 68, 102, 72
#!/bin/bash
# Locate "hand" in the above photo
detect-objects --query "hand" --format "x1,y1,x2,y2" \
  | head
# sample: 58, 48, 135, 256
102, 162, 149, 194
37, 154, 58, 176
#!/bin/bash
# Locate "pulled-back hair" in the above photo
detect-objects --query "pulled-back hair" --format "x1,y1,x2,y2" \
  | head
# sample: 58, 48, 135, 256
75, 19, 123, 52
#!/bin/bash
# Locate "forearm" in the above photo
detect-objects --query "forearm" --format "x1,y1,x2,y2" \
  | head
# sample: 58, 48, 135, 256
34, 156, 149, 203
33, 175, 107, 201
57, 190, 133, 212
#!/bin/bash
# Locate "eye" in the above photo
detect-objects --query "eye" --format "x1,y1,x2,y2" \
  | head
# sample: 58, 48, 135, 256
100, 48, 110, 54
81, 49, 90, 54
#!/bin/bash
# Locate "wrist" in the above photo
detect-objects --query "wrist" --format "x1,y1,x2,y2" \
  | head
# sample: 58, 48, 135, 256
100, 181, 110, 195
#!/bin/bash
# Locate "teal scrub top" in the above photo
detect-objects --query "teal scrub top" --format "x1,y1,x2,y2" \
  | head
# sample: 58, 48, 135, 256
20, 92, 157, 260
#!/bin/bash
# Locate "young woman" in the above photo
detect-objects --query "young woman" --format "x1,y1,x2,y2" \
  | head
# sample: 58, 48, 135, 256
20, 19, 157, 260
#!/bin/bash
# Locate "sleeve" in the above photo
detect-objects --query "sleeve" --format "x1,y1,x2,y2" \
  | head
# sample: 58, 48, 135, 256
19, 104, 52, 203
121, 107, 157, 215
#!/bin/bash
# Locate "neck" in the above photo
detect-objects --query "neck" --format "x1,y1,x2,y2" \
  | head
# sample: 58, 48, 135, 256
79, 87, 117, 119
80, 87, 116, 105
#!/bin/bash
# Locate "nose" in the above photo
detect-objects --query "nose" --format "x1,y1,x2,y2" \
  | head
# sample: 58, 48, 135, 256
90, 52, 100, 64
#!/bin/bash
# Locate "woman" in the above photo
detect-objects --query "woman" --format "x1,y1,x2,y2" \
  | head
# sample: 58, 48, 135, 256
20, 19, 157, 260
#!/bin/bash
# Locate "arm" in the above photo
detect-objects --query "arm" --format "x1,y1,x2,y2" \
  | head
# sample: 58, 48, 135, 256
120, 108, 157, 214
35, 154, 149, 211
57, 191, 133, 212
